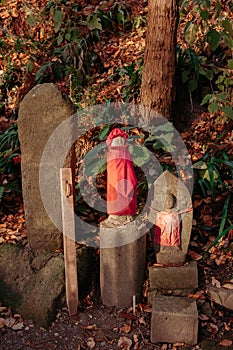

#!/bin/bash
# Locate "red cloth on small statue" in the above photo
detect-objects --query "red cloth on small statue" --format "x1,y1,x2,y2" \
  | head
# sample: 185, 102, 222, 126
154, 211, 180, 246
106, 128, 137, 216
106, 128, 128, 146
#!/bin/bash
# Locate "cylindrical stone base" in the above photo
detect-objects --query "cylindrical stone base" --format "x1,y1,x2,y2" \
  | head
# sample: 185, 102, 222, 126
100, 221, 146, 308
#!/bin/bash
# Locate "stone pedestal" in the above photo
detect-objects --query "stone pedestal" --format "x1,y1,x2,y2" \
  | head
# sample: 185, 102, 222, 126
149, 261, 199, 344
151, 296, 198, 345
100, 221, 146, 308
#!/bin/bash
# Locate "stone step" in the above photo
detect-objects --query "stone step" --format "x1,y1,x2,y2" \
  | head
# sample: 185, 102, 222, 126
149, 260, 198, 290
151, 295, 198, 345
147, 287, 194, 305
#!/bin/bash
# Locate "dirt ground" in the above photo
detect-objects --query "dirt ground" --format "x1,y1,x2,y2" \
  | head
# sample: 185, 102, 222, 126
0, 256, 233, 350
1, 301, 233, 350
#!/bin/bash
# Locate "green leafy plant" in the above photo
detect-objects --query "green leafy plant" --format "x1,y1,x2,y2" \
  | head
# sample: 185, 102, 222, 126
193, 148, 233, 249
178, 1, 233, 118
0, 124, 21, 202
96, 3, 132, 33
200, 68, 233, 119
144, 122, 178, 153
192, 151, 233, 199
41, 0, 81, 45
118, 59, 143, 102
207, 194, 233, 251
177, 46, 201, 94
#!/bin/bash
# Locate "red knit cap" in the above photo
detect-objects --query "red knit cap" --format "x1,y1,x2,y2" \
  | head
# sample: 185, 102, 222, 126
106, 128, 128, 147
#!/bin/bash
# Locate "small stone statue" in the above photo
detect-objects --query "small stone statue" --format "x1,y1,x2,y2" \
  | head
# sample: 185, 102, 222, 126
149, 171, 193, 265
106, 128, 137, 226
154, 193, 180, 247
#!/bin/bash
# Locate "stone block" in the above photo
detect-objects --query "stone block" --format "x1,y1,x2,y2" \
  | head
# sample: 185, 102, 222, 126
151, 296, 198, 345
100, 221, 147, 308
147, 287, 193, 305
149, 261, 198, 290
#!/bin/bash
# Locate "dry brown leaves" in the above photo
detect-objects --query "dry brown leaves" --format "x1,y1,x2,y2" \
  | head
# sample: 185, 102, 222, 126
0, 203, 27, 245
0, 306, 24, 331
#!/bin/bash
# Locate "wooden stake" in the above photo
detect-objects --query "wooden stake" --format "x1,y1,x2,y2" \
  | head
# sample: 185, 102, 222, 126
133, 295, 136, 314
60, 168, 79, 316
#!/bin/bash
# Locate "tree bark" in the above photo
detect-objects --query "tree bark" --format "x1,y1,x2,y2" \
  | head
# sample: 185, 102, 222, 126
140, 0, 179, 120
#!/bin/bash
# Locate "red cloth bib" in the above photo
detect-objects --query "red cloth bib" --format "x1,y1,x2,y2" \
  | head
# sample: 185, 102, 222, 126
106, 129, 137, 216
154, 212, 180, 246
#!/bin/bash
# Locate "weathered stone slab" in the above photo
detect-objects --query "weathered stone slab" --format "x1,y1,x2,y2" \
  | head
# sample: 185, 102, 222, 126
0, 244, 64, 328
151, 296, 198, 345
18, 83, 76, 253
149, 261, 198, 290
208, 285, 233, 311
0, 243, 95, 327
100, 222, 146, 308
21, 254, 65, 327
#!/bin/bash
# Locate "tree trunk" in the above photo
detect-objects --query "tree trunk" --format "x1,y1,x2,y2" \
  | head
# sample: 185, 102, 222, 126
140, 0, 179, 120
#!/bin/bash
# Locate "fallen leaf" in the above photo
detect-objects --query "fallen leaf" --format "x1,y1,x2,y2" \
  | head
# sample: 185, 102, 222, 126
194, 199, 203, 207
222, 283, 233, 290
133, 334, 139, 349
209, 323, 219, 333
161, 344, 168, 350
188, 250, 202, 260
0, 318, 6, 328
138, 316, 146, 326
227, 229, 233, 240
80, 324, 97, 330
13, 314, 22, 319
215, 254, 227, 266
0, 307, 7, 313
219, 339, 233, 347
224, 322, 231, 331
211, 277, 221, 288
188, 290, 206, 300
118, 336, 132, 349
203, 197, 212, 204
198, 314, 209, 321
86, 337, 95, 349
5, 317, 15, 327
11, 7, 19, 17
143, 305, 152, 313
0, 117, 9, 123
120, 321, 132, 334
12, 322, 24, 331
202, 214, 213, 226
120, 312, 137, 321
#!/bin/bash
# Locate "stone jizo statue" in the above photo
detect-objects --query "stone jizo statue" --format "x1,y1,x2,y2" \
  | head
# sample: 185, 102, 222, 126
149, 171, 193, 265
153, 193, 180, 247
106, 128, 137, 226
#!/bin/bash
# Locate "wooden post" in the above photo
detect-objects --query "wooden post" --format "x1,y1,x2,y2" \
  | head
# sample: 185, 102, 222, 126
60, 168, 79, 315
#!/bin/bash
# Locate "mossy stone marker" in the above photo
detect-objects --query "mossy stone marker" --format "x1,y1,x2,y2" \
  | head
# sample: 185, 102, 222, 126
18, 83, 76, 253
